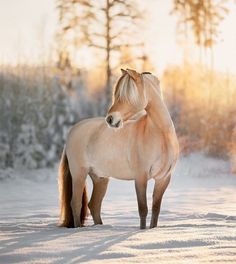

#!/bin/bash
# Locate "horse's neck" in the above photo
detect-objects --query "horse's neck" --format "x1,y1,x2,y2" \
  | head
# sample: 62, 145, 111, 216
142, 79, 179, 180
145, 85, 174, 132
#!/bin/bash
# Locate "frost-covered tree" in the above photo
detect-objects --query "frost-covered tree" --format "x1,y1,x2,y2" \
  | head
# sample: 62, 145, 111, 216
44, 78, 76, 165
172, 0, 228, 65
15, 124, 45, 169
0, 67, 83, 169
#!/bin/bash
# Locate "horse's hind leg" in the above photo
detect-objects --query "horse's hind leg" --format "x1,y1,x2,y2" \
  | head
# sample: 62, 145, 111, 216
71, 167, 88, 227
150, 174, 171, 229
135, 176, 148, 229
88, 173, 109, 225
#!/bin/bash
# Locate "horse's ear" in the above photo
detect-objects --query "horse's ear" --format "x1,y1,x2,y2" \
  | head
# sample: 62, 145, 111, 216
126, 69, 140, 81
121, 69, 127, 76
142, 71, 152, 75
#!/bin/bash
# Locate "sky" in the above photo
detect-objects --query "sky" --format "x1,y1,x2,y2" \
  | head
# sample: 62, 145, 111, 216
0, 0, 235, 74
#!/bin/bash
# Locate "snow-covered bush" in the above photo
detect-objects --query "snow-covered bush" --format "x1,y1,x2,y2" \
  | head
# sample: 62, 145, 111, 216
15, 124, 45, 169
0, 65, 103, 170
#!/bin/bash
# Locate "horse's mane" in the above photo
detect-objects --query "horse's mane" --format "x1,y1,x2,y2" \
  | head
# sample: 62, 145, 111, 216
142, 74, 162, 97
113, 72, 162, 108
113, 74, 142, 107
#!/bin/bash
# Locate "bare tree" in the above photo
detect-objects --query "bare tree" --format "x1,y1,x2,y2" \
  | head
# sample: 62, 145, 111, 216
56, 0, 142, 99
171, 0, 229, 154
56, 0, 80, 70
172, 0, 228, 65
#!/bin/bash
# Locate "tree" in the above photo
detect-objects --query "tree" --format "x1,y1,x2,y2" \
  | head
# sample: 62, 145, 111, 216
56, 0, 142, 100
172, 0, 228, 65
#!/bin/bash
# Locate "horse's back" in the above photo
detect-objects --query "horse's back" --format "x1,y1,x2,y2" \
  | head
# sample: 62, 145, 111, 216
65, 117, 106, 167
68, 117, 105, 137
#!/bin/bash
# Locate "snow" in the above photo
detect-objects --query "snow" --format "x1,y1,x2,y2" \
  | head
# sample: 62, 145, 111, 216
0, 152, 236, 263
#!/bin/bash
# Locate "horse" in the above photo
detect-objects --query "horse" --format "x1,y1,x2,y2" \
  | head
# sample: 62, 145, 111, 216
58, 68, 179, 229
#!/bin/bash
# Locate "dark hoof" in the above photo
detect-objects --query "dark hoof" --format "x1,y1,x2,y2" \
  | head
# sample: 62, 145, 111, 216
140, 218, 146, 229
93, 222, 103, 226
149, 225, 157, 229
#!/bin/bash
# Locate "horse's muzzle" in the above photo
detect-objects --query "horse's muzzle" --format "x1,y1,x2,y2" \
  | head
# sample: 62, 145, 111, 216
106, 115, 122, 128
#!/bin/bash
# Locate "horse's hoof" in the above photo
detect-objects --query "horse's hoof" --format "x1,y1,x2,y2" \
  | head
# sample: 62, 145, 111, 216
149, 225, 157, 229
93, 223, 103, 226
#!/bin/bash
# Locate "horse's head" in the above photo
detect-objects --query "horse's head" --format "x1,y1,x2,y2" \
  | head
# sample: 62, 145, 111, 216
106, 69, 148, 128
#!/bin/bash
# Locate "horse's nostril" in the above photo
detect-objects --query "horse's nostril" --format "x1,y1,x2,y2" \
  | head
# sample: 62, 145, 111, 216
106, 115, 113, 125
115, 120, 121, 127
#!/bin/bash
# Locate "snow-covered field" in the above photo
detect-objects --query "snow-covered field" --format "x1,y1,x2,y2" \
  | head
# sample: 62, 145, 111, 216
0, 153, 236, 264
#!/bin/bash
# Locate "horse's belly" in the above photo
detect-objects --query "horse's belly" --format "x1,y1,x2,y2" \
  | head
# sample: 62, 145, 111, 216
89, 155, 134, 180
87, 140, 135, 180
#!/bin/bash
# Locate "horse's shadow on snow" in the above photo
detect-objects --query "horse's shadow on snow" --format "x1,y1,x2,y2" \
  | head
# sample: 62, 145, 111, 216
0, 215, 139, 263
69, 226, 138, 263
1, 212, 233, 263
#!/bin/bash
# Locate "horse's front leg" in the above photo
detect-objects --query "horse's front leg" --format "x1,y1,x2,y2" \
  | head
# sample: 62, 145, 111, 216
135, 177, 148, 229
150, 174, 171, 229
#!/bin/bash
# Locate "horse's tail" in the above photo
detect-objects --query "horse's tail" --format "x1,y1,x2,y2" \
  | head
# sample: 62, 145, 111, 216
58, 149, 88, 228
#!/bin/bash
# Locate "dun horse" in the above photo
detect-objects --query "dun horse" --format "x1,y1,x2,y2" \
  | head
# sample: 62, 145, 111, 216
58, 69, 179, 229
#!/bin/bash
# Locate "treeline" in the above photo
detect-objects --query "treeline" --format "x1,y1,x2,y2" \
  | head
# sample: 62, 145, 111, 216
163, 63, 236, 170
1, 64, 235, 172
0, 66, 105, 169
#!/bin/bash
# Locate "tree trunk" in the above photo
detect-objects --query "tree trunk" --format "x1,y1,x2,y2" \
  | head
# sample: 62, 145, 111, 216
105, 0, 112, 102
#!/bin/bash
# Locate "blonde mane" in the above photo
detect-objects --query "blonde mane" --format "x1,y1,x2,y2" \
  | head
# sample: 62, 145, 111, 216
142, 74, 162, 97
113, 74, 146, 108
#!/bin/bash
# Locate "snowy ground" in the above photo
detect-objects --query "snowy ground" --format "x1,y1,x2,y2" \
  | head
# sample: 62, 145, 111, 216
0, 153, 236, 264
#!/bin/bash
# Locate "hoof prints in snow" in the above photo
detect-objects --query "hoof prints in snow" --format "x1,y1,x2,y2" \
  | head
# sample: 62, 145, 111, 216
130, 239, 214, 250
